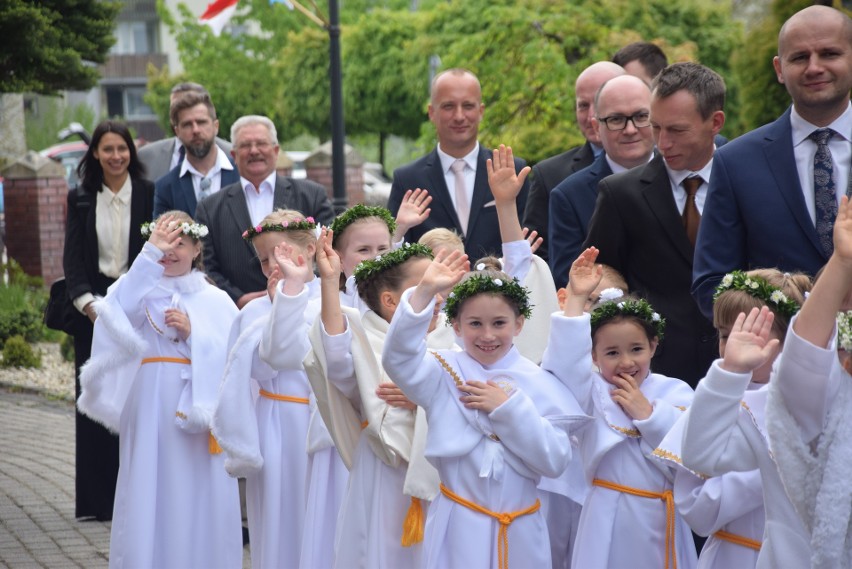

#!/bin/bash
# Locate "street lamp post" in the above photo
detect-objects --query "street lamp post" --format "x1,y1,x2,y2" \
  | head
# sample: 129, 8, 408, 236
327, 0, 347, 214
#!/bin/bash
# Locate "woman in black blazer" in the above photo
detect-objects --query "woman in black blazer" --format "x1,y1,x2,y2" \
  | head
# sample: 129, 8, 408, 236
63, 120, 154, 520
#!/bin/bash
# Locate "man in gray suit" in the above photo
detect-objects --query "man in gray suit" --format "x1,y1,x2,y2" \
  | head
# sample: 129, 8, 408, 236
137, 82, 232, 183
153, 90, 240, 217
195, 115, 335, 308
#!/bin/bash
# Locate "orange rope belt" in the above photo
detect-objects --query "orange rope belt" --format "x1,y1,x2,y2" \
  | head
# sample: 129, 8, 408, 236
593, 478, 677, 569
360, 420, 369, 430
713, 529, 762, 551
259, 389, 309, 405
440, 483, 540, 569
141, 357, 191, 365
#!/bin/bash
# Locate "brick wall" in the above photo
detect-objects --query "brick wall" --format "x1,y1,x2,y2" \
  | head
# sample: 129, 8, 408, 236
2, 154, 67, 286
306, 166, 365, 207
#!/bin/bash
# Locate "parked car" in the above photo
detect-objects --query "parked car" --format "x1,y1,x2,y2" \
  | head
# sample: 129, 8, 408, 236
40, 141, 87, 191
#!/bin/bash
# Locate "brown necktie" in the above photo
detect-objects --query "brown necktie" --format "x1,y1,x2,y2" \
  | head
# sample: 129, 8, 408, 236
682, 176, 702, 247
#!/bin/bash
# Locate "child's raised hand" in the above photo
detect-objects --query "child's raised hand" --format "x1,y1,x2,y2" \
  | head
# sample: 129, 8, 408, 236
316, 228, 342, 281
273, 242, 312, 295
568, 247, 604, 299
409, 249, 468, 313
609, 373, 653, 421
376, 382, 416, 411
459, 380, 509, 413
395, 189, 432, 235
164, 308, 191, 341
720, 306, 781, 374
833, 196, 852, 263
487, 144, 531, 204
149, 215, 184, 254
522, 227, 544, 255
421, 249, 469, 296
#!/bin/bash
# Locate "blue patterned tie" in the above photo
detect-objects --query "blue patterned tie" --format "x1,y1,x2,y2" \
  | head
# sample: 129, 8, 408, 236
810, 128, 837, 257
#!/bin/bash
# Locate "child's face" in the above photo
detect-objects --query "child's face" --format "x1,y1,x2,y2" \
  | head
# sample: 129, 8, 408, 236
592, 320, 658, 386
452, 294, 524, 367
252, 232, 311, 278
159, 235, 199, 277
337, 220, 392, 278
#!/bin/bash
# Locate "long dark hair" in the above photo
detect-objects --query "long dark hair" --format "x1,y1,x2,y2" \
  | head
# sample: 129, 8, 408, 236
77, 120, 146, 192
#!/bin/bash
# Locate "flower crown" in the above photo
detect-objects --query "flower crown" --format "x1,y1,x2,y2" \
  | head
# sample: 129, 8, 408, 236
590, 290, 665, 340
242, 217, 317, 240
141, 220, 208, 240
444, 273, 533, 321
330, 204, 396, 244
838, 311, 852, 352
353, 242, 433, 284
713, 270, 800, 320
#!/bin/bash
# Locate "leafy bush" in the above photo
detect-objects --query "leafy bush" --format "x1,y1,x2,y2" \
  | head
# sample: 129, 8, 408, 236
1, 335, 41, 369
0, 259, 47, 349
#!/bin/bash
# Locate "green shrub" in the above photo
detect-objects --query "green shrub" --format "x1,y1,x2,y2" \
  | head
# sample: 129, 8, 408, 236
1, 335, 41, 369
0, 259, 48, 348
60, 333, 75, 362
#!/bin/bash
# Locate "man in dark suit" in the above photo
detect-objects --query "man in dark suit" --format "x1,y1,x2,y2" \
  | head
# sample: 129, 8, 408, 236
693, 5, 852, 319
612, 41, 668, 86
196, 115, 334, 308
523, 61, 625, 262
153, 90, 240, 217
583, 62, 726, 388
137, 82, 231, 184
387, 68, 529, 261
549, 74, 655, 288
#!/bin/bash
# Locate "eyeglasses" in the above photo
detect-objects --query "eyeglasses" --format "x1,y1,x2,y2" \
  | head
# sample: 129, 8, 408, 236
597, 112, 651, 131
236, 141, 273, 152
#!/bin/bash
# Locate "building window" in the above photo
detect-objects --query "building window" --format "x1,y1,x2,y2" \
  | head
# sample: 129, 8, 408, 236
105, 85, 155, 119
112, 21, 158, 55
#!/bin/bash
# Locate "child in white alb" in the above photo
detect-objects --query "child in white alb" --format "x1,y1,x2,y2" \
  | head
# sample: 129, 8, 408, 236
542, 247, 697, 569
764, 196, 852, 566
212, 209, 336, 569
655, 268, 810, 569
380, 147, 590, 569
78, 211, 241, 569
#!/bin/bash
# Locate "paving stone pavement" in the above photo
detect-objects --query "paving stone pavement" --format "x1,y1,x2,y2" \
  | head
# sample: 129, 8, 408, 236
0, 386, 250, 568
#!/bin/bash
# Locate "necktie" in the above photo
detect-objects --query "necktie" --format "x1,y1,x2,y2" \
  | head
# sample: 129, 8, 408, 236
682, 176, 702, 248
451, 159, 469, 235
810, 128, 837, 257
199, 176, 212, 195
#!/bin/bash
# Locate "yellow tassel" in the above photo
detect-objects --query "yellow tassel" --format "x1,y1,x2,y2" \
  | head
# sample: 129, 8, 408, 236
209, 432, 223, 454
401, 497, 425, 546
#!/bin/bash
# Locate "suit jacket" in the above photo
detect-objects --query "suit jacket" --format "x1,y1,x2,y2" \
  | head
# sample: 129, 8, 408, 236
692, 107, 829, 319
523, 141, 596, 262
137, 136, 232, 185
153, 158, 241, 218
387, 145, 530, 261
195, 175, 335, 303
548, 152, 612, 288
63, 178, 156, 317
582, 154, 717, 388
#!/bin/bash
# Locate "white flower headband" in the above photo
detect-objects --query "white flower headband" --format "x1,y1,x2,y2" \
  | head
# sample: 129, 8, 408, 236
141, 221, 209, 240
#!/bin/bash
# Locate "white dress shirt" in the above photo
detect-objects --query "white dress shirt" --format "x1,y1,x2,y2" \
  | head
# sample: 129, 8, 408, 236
790, 103, 852, 225
437, 142, 479, 213
241, 171, 277, 226
666, 157, 715, 215
181, 146, 235, 203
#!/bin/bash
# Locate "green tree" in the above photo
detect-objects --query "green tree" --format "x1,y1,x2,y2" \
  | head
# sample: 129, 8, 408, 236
0, 0, 120, 94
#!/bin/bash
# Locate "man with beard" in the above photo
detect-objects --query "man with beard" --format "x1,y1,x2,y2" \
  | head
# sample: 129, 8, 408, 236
153, 90, 240, 217
138, 82, 232, 183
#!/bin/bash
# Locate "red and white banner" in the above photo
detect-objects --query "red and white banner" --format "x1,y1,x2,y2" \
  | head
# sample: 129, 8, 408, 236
199, 0, 239, 36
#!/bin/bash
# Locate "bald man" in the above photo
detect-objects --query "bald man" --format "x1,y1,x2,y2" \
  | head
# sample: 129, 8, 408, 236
693, 5, 852, 318
523, 61, 625, 262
